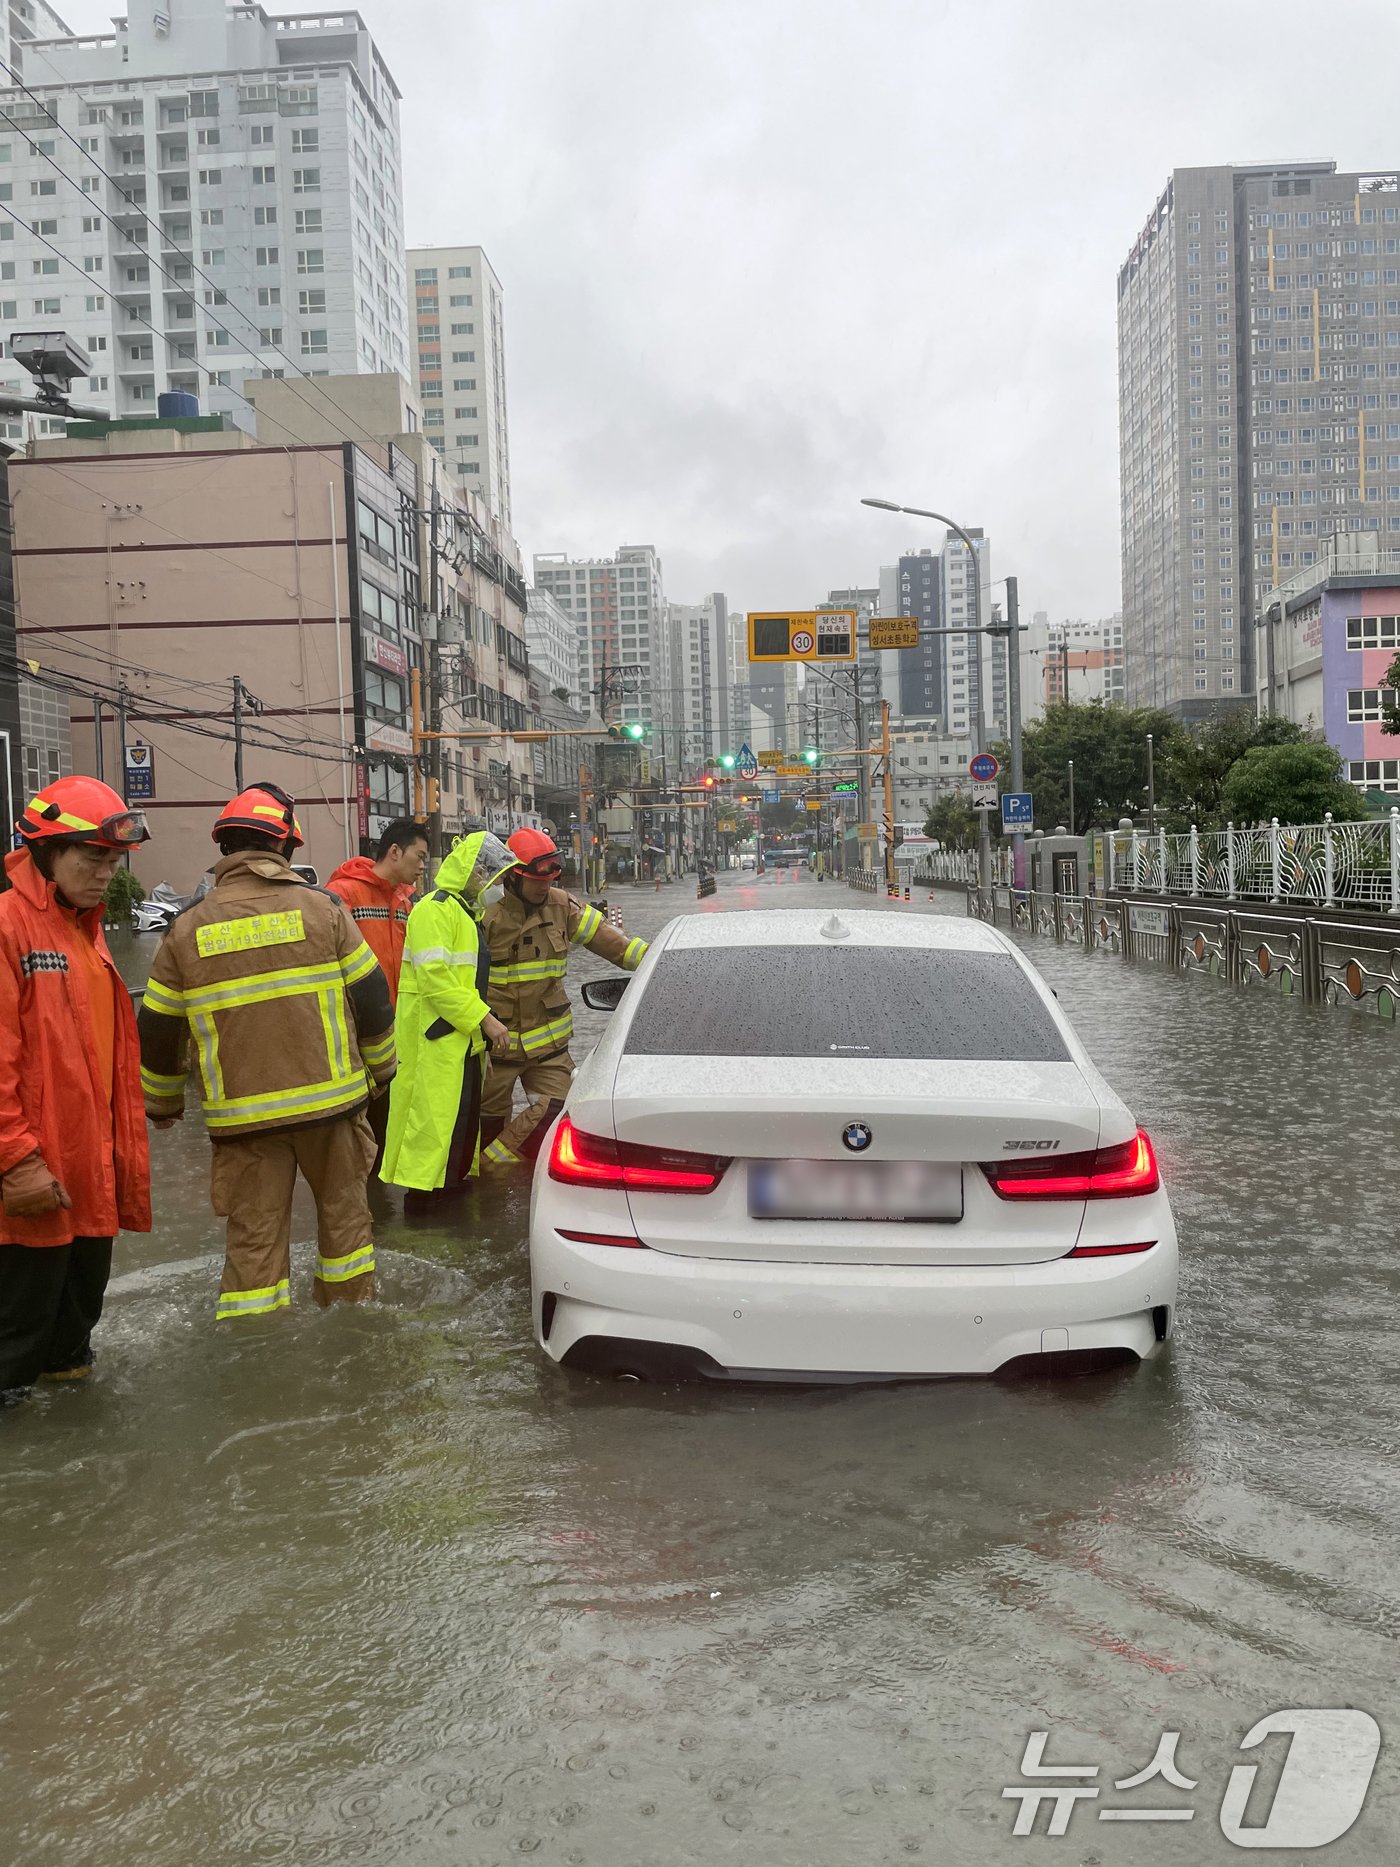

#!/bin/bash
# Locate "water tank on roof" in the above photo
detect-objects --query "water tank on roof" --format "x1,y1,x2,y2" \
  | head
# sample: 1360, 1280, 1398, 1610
157, 391, 199, 419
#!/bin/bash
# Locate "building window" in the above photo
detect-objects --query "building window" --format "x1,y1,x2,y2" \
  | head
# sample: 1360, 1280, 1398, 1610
254, 245, 278, 266
291, 129, 318, 154
1347, 615, 1400, 649
413, 266, 437, 283
448, 264, 471, 278
294, 209, 321, 234
298, 288, 325, 314
292, 168, 319, 194
301, 327, 328, 354
252, 165, 276, 185
198, 167, 221, 185
1347, 687, 1398, 721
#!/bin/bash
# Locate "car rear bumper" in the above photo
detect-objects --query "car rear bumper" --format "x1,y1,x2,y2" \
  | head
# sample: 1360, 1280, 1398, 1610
530, 1226, 1178, 1380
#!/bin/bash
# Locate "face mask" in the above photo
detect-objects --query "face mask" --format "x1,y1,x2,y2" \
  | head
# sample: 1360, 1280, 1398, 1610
478, 881, 505, 910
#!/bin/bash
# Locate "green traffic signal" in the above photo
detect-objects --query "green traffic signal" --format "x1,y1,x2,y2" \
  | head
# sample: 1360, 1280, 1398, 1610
719, 753, 736, 769
625, 721, 646, 741
802, 748, 820, 766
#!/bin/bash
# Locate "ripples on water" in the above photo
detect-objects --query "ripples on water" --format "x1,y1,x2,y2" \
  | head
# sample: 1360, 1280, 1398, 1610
3, 883, 1397, 1864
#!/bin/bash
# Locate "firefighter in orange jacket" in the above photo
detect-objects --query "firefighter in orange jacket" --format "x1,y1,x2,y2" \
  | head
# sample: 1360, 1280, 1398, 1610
138, 782, 396, 1319
325, 816, 428, 1199
0, 777, 152, 1398
478, 829, 648, 1171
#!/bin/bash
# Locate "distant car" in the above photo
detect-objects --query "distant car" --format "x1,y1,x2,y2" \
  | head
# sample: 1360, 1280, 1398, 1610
738, 852, 757, 870
530, 910, 1177, 1384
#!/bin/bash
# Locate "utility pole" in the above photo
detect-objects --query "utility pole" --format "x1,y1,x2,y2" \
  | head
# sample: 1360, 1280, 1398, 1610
116, 682, 130, 802
1146, 732, 1156, 833
91, 694, 104, 783
231, 675, 245, 791
426, 483, 443, 863
1005, 576, 1026, 891
1067, 759, 1075, 837
880, 699, 896, 897
410, 665, 426, 821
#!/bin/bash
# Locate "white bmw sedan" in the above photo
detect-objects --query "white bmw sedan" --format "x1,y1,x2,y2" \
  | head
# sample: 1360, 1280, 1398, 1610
529, 910, 1178, 1383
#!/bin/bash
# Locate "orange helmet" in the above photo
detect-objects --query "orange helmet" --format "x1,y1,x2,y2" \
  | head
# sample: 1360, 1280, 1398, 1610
16, 775, 149, 847
507, 827, 562, 878
213, 780, 304, 847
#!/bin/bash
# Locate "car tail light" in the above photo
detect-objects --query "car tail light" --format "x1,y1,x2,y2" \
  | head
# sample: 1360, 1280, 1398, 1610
1066, 1239, 1157, 1258
982, 1130, 1160, 1201
547, 1118, 729, 1193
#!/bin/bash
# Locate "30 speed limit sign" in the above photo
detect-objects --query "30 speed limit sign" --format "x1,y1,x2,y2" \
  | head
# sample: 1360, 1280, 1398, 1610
790, 628, 814, 654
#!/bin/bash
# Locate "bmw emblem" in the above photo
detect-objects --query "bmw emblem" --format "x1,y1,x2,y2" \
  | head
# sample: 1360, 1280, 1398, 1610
842, 1122, 873, 1153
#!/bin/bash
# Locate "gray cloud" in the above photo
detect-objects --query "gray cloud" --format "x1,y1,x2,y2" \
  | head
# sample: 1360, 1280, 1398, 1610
61, 0, 1400, 617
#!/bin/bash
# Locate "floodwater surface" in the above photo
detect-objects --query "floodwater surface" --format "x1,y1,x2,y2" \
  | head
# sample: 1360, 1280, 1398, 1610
3, 870, 1397, 1864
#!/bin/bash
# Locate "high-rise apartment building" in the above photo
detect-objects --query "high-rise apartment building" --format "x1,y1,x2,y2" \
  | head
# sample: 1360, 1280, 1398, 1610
892, 530, 995, 739
894, 549, 942, 716
531, 546, 665, 736
405, 244, 511, 525
665, 593, 731, 761
1119, 161, 1400, 721
526, 583, 581, 703
0, 2, 408, 428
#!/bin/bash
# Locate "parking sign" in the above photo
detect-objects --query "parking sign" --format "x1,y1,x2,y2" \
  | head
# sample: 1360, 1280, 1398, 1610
1000, 791, 1033, 832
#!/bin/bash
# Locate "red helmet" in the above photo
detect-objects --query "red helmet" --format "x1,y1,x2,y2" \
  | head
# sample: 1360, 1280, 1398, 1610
213, 781, 304, 847
507, 827, 563, 879
16, 775, 149, 848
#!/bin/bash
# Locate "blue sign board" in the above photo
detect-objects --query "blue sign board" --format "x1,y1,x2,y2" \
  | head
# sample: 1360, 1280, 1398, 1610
1000, 791, 1033, 831
736, 741, 759, 779
124, 744, 155, 801
762, 787, 780, 804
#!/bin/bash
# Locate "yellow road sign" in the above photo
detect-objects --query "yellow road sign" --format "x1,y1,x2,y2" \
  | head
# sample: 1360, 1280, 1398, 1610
756, 749, 784, 768
804, 798, 823, 812
748, 610, 856, 663
775, 762, 813, 777
868, 617, 920, 651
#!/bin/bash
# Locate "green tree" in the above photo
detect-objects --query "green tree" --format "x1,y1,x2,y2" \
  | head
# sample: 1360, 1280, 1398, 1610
996, 702, 1186, 833
1219, 742, 1367, 826
924, 793, 979, 850
1161, 710, 1306, 828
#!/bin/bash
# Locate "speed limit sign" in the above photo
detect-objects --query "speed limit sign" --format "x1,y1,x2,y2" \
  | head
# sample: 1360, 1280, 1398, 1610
791, 628, 814, 654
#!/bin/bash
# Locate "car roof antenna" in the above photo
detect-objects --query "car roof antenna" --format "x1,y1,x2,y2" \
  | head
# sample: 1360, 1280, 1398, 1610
819, 913, 851, 941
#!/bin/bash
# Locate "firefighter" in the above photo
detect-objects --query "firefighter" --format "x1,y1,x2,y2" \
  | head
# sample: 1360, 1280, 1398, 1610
380, 829, 518, 1213
478, 828, 649, 1173
325, 816, 428, 1200
0, 777, 152, 1398
137, 782, 396, 1319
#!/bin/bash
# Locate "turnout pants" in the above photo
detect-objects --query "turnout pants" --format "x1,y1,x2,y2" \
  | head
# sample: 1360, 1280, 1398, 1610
210, 1114, 377, 1320
480, 1051, 574, 1170
0, 1237, 113, 1394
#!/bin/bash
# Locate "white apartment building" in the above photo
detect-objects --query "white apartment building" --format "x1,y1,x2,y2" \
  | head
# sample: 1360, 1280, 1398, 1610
890, 722, 974, 824
665, 592, 732, 760
526, 582, 580, 702
405, 243, 510, 526
531, 545, 666, 735
0, 0, 72, 87
1019, 613, 1126, 722
0, 2, 407, 429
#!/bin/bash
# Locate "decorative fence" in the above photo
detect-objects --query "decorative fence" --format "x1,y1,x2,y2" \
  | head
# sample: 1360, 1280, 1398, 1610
1102, 812, 1400, 913
967, 885, 1400, 1021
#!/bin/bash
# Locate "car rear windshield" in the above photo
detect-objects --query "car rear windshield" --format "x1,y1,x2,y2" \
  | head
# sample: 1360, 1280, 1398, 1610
623, 946, 1070, 1061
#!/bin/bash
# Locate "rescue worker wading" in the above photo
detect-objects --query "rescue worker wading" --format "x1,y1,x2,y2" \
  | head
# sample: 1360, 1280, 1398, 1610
478, 829, 648, 1172
137, 782, 396, 1319
380, 830, 518, 1212
0, 778, 152, 1398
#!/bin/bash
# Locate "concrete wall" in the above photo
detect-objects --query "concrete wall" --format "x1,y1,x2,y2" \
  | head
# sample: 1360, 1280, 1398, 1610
11, 441, 358, 889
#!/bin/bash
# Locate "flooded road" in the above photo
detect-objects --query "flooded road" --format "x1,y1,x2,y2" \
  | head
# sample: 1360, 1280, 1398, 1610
5, 869, 1398, 1864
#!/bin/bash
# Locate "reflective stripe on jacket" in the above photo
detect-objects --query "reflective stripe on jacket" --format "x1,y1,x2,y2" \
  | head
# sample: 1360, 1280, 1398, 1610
381, 836, 494, 1191
0, 847, 151, 1247
482, 887, 648, 1061
137, 850, 395, 1137
324, 856, 413, 1002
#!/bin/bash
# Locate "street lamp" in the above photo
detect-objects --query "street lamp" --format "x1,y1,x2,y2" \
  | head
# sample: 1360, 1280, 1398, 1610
861, 496, 1001, 894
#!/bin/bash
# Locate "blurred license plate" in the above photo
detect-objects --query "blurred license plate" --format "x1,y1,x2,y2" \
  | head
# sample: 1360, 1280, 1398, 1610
748, 1161, 963, 1222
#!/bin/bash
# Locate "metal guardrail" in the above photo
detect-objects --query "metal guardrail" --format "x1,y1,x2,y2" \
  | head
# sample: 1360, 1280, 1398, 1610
968, 885, 1400, 1020
1100, 812, 1400, 913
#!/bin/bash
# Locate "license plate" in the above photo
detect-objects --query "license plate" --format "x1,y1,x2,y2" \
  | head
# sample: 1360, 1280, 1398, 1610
748, 1160, 963, 1223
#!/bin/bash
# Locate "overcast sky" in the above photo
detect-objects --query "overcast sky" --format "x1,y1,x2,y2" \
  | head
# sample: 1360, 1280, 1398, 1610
60, 0, 1400, 617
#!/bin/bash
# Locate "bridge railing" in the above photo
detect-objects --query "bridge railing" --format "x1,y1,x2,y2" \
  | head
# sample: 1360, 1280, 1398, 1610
1102, 811, 1400, 913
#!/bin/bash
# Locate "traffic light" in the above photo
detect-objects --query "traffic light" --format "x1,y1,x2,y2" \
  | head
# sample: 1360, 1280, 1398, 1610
802, 747, 821, 767
703, 774, 716, 789
425, 775, 441, 813
606, 721, 648, 742
719, 753, 736, 770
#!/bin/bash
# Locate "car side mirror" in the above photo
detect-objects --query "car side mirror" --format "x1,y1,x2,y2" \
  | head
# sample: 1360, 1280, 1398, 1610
581, 976, 630, 1012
